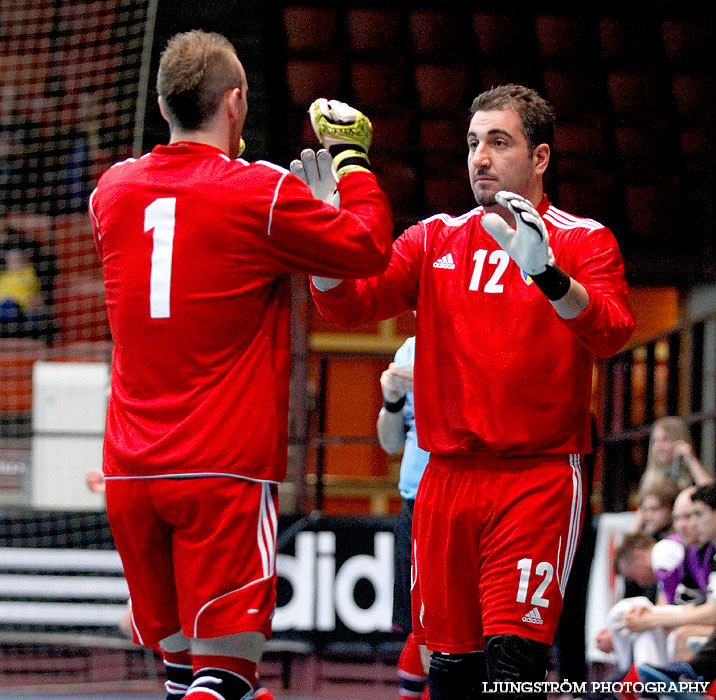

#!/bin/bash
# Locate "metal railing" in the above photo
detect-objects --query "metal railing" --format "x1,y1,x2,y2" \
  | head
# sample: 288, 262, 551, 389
598, 312, 716, 511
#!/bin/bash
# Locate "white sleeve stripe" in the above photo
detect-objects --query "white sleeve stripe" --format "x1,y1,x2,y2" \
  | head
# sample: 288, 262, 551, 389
267, 172, 289, 237
544, 207, 602, 231
88, 189, 101, 239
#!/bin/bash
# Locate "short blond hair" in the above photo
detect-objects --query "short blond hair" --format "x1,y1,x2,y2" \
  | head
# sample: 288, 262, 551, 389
157, 30, 244, 130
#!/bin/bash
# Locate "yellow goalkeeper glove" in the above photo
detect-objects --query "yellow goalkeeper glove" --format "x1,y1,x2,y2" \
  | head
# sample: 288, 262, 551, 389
309, 98, 372, 178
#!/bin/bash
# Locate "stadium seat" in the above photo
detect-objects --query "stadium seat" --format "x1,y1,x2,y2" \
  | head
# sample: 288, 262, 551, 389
423, 177, 473, 216
369, 157, 418, 215
624, 180, 678, 238
598, 16, 658, 65
607, 70, 662, 117
409, 9, 465, 60
350, 60, 409, 108
555, 175, 616, 223
347, 7, 401, 56
535, 14, 593, 61
419, 116, 468, 155
0, 338, 48, 414
285, 59, 341, 106
369, 109, 413, 154
542, 68, 602, 120
661, 19, 713, 67
52, 274, 109, 345
553, 119, 607, 156
671, 74, 714, 119
414, 64, 469, 111
282, 6, 337, 54
472, 13, 528, 57
53, 214, 102, 278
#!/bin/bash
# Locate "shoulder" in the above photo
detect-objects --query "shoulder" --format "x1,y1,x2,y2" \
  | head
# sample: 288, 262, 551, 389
421, 207, 484, 232
400, 207, 483, 248
543, 204, 607, 235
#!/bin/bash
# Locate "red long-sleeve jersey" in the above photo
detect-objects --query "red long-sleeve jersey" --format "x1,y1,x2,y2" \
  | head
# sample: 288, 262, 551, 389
89, 142, 392, 482
312, 195, 635, 458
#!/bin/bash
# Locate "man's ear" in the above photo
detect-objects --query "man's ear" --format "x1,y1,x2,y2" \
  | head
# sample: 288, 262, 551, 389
158, 95, 171, 125
533, 143, 550, 176
227, 87, 244, 120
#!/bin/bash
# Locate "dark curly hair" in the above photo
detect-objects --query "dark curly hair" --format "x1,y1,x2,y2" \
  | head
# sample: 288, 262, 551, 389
470, 84, 556, 153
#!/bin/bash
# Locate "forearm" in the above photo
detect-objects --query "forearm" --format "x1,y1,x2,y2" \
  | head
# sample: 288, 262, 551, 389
685, 456, 714, 485
550, 276, 590, 320
651, 601, 716, 628
377, 409, 406, 454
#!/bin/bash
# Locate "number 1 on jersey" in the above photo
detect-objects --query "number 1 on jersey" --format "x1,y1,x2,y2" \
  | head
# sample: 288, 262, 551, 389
145, 197, 176, 319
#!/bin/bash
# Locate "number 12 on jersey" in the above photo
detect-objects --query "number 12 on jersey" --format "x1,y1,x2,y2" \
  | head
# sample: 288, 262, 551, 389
516, 558, 553, 608
145, 197, 176, 319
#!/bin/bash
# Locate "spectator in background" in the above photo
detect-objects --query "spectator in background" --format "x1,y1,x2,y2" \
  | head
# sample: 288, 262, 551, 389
623, 486, 715, 662
640, 417, 712, 493
638, 483, 716, 697
377, 334, 430, 700
0, 246, 42, 336
0, 224, 57, 341
593, 487, 716, 699
634, 478, 681, 540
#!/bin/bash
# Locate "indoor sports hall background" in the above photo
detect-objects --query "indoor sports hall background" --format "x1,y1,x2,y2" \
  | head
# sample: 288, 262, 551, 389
1, 1, 715, 697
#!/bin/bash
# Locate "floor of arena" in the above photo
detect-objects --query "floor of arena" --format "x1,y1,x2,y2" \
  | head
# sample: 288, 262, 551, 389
0, 664, 402, 699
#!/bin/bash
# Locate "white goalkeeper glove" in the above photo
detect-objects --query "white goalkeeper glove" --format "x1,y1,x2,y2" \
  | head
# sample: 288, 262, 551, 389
309, 98, 372, 178
289, 149, 344, 291
481, 191, 555, 276
290, 148, 339, 207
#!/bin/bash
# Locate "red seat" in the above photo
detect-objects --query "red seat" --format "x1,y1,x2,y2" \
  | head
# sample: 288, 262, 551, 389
410, 10, 463, 60
283, 6, 337, 54
662, 20, 713, 66
285, 59, 341, 106
556, 175, 615, 223
542, 68, 601, 119
553, 120, 606, 155
53, 214, 102, 278
414, 64, 469, 110
419, 117, 469, 154
473, 14, 527, 57
607, 71, 661, 116
0, 339, 48, 413
370, 157, 418, 215
347, 8, 401, 55
423, 177, 473, 216
535, 14, 592, 61
52, 274, 110, 344
350, 61, 408, 108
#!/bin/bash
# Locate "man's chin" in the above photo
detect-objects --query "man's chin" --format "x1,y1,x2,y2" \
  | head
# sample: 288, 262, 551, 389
472, 190, 497, 208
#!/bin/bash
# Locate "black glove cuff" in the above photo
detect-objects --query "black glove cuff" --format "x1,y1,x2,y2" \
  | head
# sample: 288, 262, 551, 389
530, 264, 571, 301
329, 144, 367, 156
383, 396, 406, 413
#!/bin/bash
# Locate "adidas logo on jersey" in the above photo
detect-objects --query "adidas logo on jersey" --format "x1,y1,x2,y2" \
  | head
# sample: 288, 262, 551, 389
433, 253, 456, 269
522, 607, 544, 625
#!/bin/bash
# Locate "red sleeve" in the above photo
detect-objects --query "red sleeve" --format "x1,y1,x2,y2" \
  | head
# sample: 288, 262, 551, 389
310, 221, 426, 327
558, 226, 635, 358
265, 170, 393, 278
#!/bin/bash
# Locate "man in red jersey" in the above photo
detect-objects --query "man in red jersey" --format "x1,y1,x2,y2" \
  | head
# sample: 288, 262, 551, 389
309, 84, 635, 699
88, 30, 392, 700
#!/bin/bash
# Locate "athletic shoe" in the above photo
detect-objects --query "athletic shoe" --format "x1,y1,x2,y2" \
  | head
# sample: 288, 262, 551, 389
637, 662, 706, 700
